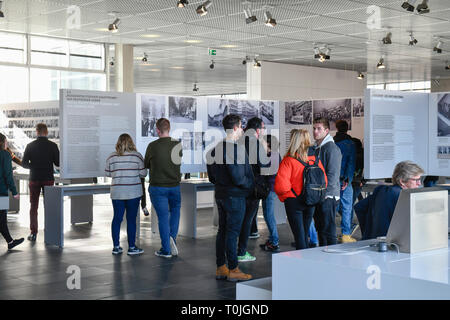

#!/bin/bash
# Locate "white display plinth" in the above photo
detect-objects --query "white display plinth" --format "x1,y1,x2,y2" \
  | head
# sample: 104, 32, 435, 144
272, 240, 450, 300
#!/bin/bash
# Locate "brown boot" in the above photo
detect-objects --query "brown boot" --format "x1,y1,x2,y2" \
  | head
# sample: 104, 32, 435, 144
228, 267, 252, 282
216, 264, 229, 280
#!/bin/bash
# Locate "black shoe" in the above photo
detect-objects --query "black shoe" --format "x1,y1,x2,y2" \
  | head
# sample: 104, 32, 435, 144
308, 242, 318, 248
27, 234, 36, 241
259, 240, 280, 253
8, 238, 24, 251
142, 207, 149, 216
291, 242, 296, 248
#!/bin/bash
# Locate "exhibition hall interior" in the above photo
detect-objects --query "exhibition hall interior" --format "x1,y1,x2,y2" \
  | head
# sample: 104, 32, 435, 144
1, 0, 450, 301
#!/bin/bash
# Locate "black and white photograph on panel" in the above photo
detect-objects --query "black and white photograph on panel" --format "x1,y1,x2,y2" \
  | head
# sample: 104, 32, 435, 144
194, 132, 205, 151
141, 95, 166, 137
169, 96, 196, 123
352, 98, 364, 117
313, 98, 352, 131
238, 100, 259, 129
181, 131, 194, 150
437, 146, 450, 159
259, 101, 275, 125
285, 101, 312, 125
437, 94, 450, 136
207, 98, 233, 128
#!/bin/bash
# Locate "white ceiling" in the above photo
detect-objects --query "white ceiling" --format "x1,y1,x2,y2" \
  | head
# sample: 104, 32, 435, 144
2, 0, 450, 95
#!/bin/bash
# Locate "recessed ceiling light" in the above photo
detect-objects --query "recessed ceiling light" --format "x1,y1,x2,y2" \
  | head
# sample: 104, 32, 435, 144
95, 28, 110, 32
142, 34, 161, 38
170, 66, 184, 69
184, 39, 202, 43
221, 44, 237, 48
148, 69, 160, 72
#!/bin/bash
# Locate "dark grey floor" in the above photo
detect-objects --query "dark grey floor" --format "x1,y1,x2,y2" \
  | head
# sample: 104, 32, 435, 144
0, 193, 360, 300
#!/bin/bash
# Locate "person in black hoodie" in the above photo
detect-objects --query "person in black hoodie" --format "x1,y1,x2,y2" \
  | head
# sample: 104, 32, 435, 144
207, 114, 254, 282
22, 123, 59, 241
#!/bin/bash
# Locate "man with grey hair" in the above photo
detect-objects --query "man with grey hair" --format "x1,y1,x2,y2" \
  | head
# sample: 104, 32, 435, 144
354, 160, 424, 240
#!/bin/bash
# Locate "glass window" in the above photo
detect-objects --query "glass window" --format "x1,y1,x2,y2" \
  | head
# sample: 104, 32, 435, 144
30, 36, 68, 67
367, 84, 384, 90
0, 66, 28, 104
0, 32, 26, 63
69, 41, 104, 70
30, 68, 60, 101
60, 71, 106, 91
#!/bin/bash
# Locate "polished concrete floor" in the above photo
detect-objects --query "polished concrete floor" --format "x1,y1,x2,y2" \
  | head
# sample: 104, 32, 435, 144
0, 193, 359, 300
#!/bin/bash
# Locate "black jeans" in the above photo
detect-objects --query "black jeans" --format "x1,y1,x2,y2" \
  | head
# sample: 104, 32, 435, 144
0, 210, 13, 243
237, 197, 260, 256
314, 197, 339, 246
284, 198, 315, 250
216, 196, 246, 270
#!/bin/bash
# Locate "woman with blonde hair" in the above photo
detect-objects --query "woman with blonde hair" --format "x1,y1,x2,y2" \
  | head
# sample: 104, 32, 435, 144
274, 129, 327, 250
105, 133, 147, 255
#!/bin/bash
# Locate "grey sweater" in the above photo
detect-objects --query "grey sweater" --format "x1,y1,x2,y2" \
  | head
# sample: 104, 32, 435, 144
105, 151, 147, 200
315, 134, 342, 199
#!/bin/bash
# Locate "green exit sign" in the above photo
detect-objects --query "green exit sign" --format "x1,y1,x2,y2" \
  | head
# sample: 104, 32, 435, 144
209, 49, 217, 56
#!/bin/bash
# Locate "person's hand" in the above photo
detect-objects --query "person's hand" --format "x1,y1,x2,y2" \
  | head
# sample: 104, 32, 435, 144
341, 181, 348, 190
13, 194, 19, 199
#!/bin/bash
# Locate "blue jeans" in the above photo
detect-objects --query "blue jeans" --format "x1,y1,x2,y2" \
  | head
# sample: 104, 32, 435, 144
339, 183, 354, 235
216, 196, 246, 269
111, 197, 141, 248
238, 197, 260, 257
309, 220, 318, 245
150, 186, 181, 254
262, 191, 279, 246
284, 198, 315, 250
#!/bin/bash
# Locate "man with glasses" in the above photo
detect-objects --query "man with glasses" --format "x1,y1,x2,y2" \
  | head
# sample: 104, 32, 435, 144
355, 160, 424, 240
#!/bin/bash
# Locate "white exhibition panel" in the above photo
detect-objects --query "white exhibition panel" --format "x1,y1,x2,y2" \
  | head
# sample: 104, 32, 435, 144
429, 93, 450, 176
60, 89, 136, 179
364, 89, 429, 179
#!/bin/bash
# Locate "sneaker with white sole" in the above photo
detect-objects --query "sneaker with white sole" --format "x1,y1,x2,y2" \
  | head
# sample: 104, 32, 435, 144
248, 232, 260, 239
155, 249, 172, 258
127, 246, 144, 255
170, 237, 178, 256
112, 246, 123, 255
237, 251, 256, 262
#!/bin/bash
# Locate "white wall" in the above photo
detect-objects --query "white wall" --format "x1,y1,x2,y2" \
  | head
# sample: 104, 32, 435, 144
247, 61, 366, 101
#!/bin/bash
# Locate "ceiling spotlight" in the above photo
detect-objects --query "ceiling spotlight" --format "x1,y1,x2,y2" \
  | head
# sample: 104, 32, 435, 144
177, 0, 188, 8
357, 72, 365, 80
434, 40, 443, 53
377, 57, 385, 69
313, 47, 320, 59
108, 18, 120, 33
253, 58, 261, 68
209, 60, 215, 69
382, 32, 392, 44
142, 53, 148, 63
193, 83, 199, 92
409, 33, 418, 46
401, 0, 416, 12
0, 1, 4, 18
243, 7, 257, 24
446, 65, 450, 70
242, 56, 250, 65
109, 57, 115, 66
196, 0, 212, 16
264, 11, 276, 27
416, 0, 429, 14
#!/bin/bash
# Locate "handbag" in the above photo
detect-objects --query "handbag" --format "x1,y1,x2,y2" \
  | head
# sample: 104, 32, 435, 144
254, 175, 270, 200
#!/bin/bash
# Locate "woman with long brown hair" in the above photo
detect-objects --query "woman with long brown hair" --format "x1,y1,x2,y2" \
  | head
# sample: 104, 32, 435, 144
0, 133, 24, 251
274, 129, 327, 250
105, 133, 147, 256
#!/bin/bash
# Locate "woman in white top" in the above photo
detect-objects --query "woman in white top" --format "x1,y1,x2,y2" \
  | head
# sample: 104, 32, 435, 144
105, 134, 147, 255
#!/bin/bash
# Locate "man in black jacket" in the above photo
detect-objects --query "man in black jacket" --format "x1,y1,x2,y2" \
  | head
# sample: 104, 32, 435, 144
207, 114, 254, 282
22, 123, 59, 241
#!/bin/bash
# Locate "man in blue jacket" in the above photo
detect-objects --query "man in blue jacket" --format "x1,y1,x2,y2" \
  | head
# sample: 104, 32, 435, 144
207, 114, 255, 282
334, 120, 356, 243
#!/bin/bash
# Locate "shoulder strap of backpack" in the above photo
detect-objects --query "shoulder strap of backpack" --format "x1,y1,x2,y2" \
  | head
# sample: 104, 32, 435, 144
289, 156, 309, 167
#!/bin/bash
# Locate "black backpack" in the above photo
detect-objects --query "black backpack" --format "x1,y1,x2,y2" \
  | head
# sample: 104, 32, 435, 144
290, 155, 327, 206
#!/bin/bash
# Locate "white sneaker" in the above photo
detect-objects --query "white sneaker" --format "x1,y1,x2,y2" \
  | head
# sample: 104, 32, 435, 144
170, 237, 178, 256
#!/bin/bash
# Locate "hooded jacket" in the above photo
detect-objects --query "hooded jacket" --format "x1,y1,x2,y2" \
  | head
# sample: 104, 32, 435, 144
315, 134, 342, 199
333, 132, 356, 183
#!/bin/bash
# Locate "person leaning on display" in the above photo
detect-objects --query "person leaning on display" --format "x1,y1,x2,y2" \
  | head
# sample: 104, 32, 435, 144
354, 160, 424, 240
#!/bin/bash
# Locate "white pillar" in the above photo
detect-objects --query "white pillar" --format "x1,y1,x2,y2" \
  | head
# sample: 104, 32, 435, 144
115, 44, 134, 92
247, 61, 366, 101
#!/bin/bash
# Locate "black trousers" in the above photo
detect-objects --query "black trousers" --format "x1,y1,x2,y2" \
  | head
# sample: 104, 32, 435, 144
284, 198, 315, 250
0, 210, 13, 243
237, 197, 260, 256
314, 197, 339, 246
